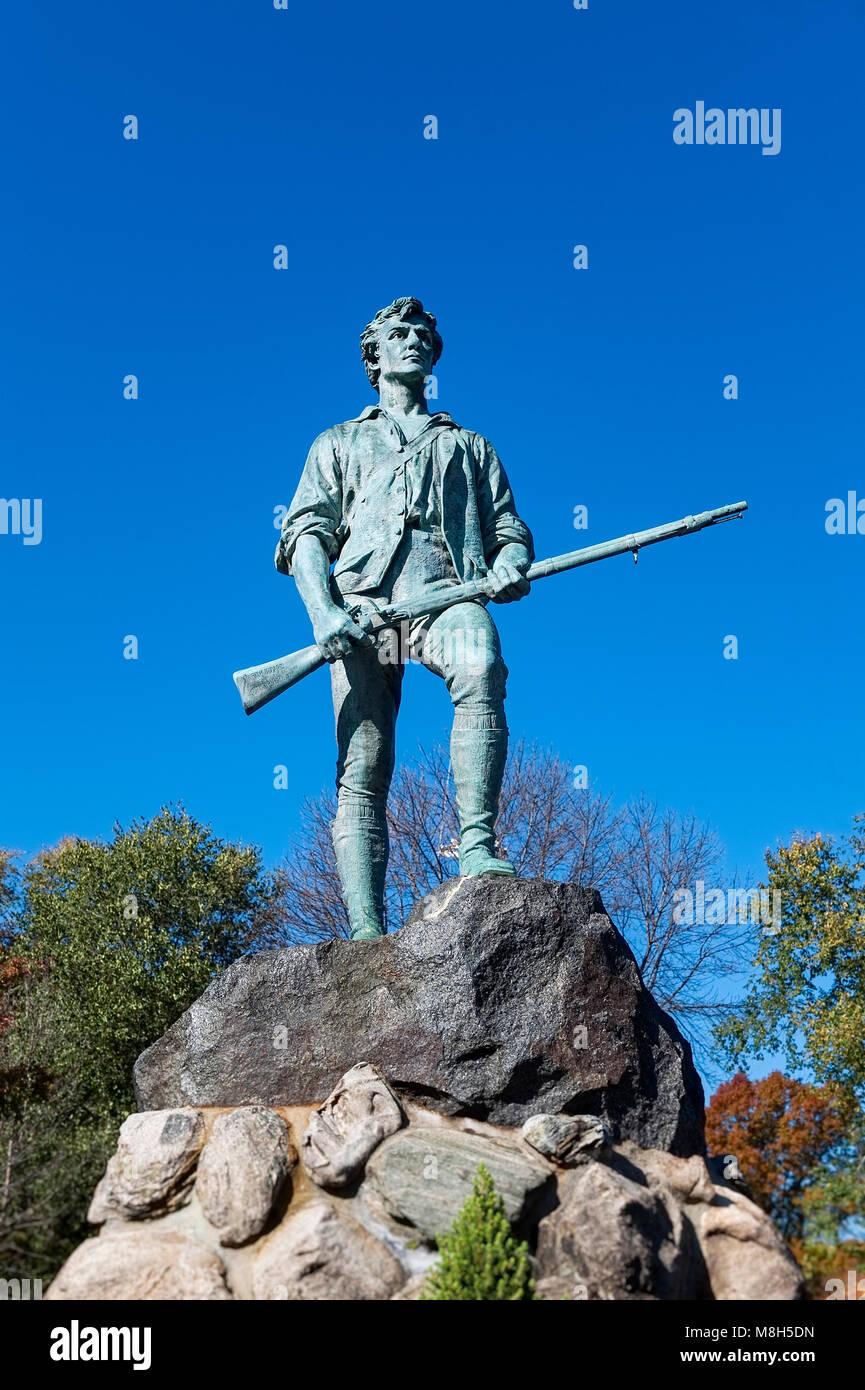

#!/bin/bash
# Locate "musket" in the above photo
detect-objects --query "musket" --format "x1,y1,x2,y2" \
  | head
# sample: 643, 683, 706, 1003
233, 500, 748, 715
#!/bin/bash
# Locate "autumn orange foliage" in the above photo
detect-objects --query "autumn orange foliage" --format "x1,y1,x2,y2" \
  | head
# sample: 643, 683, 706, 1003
706, 1070, 847, 1239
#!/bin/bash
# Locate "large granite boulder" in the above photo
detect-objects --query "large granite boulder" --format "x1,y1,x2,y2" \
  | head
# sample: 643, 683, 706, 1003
134, 878, 705, 1156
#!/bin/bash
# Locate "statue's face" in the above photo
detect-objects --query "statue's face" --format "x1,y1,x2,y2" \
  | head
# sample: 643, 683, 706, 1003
375, 312, 436, 388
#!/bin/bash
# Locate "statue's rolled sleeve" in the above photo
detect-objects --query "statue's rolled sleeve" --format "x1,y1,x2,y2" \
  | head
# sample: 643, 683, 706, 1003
473, 436, 534, 564
275, 431, 343, 576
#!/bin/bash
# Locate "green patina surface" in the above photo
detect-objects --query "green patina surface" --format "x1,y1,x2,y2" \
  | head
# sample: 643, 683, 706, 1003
276, 297, 533, 938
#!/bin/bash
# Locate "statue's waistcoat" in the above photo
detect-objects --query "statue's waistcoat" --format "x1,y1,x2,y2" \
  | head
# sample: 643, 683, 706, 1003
277, 407, 533, 596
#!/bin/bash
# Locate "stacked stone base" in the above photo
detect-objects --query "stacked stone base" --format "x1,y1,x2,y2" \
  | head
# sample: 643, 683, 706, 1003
48, 1063, 803, 1302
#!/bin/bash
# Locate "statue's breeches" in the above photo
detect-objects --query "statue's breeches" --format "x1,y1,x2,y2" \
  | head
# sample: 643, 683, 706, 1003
330, 599, 507, 807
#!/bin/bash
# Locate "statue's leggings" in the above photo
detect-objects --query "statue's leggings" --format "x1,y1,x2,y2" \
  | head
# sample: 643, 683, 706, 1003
329, 598, 509, 934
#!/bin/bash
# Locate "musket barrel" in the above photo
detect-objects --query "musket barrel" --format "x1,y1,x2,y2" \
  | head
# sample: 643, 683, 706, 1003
373, 501, 747, 622
524, 500, 747, 582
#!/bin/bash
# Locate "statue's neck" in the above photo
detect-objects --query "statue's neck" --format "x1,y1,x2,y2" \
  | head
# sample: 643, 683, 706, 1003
377, 380, 429, 418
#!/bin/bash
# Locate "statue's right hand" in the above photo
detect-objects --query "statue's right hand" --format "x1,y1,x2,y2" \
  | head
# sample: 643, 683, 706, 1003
312, 608, 375, 662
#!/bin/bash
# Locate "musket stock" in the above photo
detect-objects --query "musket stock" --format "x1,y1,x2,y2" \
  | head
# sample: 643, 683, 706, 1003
233, 644, 326, 715
233, 500, 747, 715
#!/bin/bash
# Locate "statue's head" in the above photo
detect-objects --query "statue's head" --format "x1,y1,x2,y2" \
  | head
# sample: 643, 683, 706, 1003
360, 296, 443, 394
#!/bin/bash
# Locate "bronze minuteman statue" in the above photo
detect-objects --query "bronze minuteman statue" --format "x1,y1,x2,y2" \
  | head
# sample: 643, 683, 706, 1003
274, 297, 533, 939
233, 298, 747, 941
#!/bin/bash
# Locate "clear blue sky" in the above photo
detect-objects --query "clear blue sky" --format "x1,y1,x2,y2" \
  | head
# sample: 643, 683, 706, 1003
3, 1, 863, 914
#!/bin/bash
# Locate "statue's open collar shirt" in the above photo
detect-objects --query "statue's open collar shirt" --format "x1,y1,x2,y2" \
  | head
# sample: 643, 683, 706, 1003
276, 404, 534, 597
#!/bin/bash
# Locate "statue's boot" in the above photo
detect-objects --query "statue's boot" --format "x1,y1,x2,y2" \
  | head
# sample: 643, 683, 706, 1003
451, 711, 516, 877
331, 803, 388, 939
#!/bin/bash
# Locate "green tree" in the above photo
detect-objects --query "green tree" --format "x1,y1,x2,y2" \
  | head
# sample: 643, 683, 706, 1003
0, 806, 283, 1278
716, 818, 865, 1110
420, 1163, 535, 1301
715, 819, 865, 1289
0, 847, 21, 939
15, 806, 276, 1111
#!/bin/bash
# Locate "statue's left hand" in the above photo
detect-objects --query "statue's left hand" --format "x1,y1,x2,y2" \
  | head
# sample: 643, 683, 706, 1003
487, 546, 531, 604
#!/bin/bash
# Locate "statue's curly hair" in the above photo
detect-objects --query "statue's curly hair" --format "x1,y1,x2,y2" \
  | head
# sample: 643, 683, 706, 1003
360, 296, 443, 392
